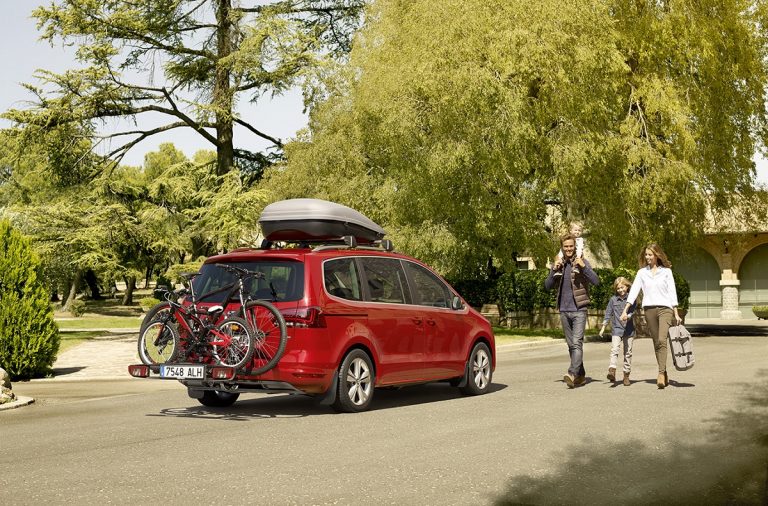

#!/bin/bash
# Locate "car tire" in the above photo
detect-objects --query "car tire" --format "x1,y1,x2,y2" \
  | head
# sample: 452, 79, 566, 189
332, 349, 375, 413
459, 342, 492, 395
198, 390, 240, 407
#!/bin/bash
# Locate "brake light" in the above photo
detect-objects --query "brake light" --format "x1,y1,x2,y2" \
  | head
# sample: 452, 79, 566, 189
128, 365, 150, 378
211, 367, 236, 380
282, 306, 326, 328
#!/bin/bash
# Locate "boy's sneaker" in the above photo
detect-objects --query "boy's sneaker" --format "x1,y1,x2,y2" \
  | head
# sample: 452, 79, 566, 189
607, 367, 616, 382
553, 271, 563, 277
573, 266, 581, 274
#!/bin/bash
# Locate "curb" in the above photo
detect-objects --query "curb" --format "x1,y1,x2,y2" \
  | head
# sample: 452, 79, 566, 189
497, 339, 563, 351
0, 395, 35, 411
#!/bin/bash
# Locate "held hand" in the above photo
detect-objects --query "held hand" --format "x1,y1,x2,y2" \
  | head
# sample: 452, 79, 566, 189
675, 313, 682, 325
619, 311, 628, 323
574, 257, 585, 268
553, 258, 563, 270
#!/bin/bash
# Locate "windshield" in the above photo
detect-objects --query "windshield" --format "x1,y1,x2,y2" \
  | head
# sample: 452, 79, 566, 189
192, 260, 304, 303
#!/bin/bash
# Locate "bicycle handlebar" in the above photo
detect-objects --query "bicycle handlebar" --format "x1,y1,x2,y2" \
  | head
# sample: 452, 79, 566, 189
214, 263, 265, 279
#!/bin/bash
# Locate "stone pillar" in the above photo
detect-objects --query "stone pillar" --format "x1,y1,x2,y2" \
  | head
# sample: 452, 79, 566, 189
719, 278, 742, 319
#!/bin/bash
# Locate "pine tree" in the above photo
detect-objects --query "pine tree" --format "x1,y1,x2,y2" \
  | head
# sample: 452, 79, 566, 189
0, 220, 60, 379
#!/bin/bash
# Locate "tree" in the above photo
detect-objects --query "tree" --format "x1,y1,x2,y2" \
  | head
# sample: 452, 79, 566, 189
266, 0, 768, 275
5, 0, 365, 177
0, 220, 60, 380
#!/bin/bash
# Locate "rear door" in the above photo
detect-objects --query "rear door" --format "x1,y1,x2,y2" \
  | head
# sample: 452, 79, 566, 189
357, 256, 427, 384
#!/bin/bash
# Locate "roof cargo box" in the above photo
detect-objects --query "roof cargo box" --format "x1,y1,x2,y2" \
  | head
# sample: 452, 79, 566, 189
259, 199, 386, 243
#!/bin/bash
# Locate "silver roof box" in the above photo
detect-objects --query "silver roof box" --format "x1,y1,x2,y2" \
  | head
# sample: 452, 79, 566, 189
259, 199, 386, 243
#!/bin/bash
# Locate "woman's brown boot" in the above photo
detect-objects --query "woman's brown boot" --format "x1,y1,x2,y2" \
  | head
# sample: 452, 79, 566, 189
623, 372, 630, 386
657, 373, 666, 389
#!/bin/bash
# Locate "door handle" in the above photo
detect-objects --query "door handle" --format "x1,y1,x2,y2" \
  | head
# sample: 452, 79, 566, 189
412, 317, 423, 325
426, 319, 436, 326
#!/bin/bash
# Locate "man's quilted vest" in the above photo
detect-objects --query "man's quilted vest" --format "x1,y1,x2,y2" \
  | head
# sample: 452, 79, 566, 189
556, 266, 591, 309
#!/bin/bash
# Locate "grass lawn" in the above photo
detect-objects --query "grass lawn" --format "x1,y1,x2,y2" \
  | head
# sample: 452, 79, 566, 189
494, 326, 564, 345
56, 315, 142, 330
57, 331, 103, 354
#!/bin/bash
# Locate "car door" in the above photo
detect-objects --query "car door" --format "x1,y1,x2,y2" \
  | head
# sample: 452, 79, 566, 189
404, 261, 466, 379
358, 256, 427, 384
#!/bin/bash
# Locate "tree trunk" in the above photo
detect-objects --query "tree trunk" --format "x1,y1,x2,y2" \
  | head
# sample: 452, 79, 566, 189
144, 264, 154, 289
83, 269, 104, 300
121, 274, 137, 305
215, 0, 235, 177
62, 271, 82, 312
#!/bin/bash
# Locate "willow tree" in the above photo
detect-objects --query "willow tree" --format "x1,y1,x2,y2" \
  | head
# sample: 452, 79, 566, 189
266, 0, 768, 275
4, 0, 365, 177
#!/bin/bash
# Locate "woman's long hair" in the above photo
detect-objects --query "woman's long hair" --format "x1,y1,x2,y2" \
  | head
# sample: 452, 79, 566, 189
638, 243, 672, 268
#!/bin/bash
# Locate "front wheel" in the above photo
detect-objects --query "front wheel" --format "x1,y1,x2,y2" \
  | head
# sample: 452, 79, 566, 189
198, 390, 240, 407
211, 317, 254, 369
244, 300, 288, 375
332, 349, 375, 413
459, 342, 493, 395
138, 317, 180, 365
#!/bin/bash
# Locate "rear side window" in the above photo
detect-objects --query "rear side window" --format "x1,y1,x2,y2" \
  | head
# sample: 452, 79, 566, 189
360, 257, 410, 304
193, 261, 304, 303
405, 262, 452, 308
324, 258, 363, 301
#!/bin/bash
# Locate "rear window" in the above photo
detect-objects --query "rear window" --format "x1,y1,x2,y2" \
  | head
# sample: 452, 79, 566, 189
193, 261, 304, 303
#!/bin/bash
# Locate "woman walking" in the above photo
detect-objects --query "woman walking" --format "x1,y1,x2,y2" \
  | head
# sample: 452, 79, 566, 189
620, 243, 682, 389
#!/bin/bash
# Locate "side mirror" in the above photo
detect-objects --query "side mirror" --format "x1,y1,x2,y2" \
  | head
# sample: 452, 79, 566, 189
451, 296, 463, 310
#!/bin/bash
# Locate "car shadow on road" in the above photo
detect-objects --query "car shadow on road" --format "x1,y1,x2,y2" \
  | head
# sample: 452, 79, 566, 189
148, 382, 508, 420
51, 366, 87, 376
493, 369, 768, 505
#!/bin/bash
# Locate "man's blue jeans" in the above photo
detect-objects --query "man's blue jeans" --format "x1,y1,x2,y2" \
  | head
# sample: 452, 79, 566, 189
560, 310, 587, 377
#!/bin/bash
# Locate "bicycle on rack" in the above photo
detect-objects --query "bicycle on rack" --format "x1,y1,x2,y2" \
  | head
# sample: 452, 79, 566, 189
137, 264, 288, 374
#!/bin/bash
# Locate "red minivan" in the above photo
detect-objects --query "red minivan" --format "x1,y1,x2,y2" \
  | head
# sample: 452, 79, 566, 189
130, 200, 495, 412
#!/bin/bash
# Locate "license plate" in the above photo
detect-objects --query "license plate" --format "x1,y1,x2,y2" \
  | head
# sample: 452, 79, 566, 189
160, 365, 205, 379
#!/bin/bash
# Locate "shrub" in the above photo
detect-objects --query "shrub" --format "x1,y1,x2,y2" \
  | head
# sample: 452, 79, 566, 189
0, 220, 60, 380
68, 299, 87, 317
448, 278, 497, 309
139, 297, 161, 311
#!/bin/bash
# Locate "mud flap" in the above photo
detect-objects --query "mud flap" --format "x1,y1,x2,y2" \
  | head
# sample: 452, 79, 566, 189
458, 359, 469, 388
187, 388, 204, 399
317, 374, 338, 406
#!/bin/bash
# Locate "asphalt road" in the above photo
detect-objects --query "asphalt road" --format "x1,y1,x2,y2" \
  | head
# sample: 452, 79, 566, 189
3, 334, 767, 505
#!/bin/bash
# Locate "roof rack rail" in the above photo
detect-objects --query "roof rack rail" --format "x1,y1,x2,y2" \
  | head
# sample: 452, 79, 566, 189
312, 236, 394, 252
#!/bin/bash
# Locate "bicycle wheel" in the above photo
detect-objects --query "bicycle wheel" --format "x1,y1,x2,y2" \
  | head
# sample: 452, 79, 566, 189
138, 316, 180, 365
140, 301, 172, 335
244, 300, 288, 375
211, 316, 254, 369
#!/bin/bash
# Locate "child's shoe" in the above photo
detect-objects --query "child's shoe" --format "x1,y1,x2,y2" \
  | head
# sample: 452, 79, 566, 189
623, 372, 630, 386
606, 367, 616, 382
573, 266, 581, 274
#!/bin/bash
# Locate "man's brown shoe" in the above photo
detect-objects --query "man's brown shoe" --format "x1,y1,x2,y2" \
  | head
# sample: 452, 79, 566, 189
574, 375, 586, 386
657, 373, 666, 389
564, 374, 575, 388
623, 372, 630, 386
607, 367, 616, 382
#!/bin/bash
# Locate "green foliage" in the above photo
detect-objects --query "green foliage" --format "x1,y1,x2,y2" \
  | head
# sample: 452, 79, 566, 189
5, 1, 365, 176
165, 259, 206, 284
268, 0, 768, 275
0, 220, 60, 380
464, 266, 691, 315
139, 297, 161, 311
68, 300, 87, 317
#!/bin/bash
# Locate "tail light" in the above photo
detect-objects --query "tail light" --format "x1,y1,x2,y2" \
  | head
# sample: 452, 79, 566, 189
281, 306, 326, 328
211, 367, 236, 380
128, 365, 150, 378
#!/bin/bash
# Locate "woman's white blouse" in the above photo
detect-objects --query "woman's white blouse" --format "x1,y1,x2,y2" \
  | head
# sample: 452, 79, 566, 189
627, 266, 678, 308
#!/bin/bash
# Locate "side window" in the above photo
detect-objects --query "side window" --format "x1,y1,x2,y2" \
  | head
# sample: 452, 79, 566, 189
324, 258, 363, 301
360, 257, 410, 304
405, 262, 452, 308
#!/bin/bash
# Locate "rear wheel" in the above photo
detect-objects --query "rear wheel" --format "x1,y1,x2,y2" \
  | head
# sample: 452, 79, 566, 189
332, 349, 375, 413
138, 317, 180, 365
244, 300, 288, 375
140, 302, 172, 335
211, 317, 254, 369
459, 342, 492, 395
198, 390, 240, 407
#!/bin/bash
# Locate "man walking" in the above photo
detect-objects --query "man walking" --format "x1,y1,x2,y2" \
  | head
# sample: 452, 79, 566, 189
545, 233, 600, 388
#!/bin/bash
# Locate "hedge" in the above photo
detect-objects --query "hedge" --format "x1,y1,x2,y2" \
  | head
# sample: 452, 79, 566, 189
450, 267, 691, 314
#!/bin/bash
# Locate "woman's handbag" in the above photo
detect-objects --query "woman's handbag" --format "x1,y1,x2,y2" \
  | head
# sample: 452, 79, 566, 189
668, 324, 695, 371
